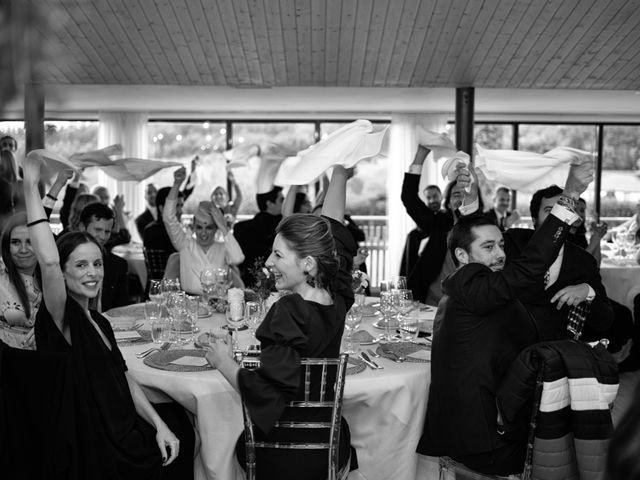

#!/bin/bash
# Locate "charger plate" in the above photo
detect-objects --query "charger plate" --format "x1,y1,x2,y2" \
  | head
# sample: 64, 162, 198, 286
143, 349, 214, 372
346, 357, 366, 376
116, 329, 152, 347
376, 342, 430, 363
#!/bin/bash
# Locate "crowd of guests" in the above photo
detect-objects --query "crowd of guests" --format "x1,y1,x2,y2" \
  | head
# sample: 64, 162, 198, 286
2, 133, 640, 478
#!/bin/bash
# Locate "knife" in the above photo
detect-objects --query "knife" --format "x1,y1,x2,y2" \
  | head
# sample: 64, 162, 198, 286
360, 351, 383, 370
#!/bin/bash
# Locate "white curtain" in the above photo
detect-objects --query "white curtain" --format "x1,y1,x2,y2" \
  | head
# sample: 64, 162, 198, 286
386, 114, 449, 279
98, 112, 149, 241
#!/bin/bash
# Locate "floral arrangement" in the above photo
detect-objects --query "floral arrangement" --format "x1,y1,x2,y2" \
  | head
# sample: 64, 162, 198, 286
351, 269, 369, 294
248, 257, 277, 301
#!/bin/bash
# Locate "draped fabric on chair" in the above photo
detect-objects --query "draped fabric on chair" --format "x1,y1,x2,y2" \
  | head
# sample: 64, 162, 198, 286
388, 114, 448, 279
0, 341, 78, 480
98, 112, 149, 242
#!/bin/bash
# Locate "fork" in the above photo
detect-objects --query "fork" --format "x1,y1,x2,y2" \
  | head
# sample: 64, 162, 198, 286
137, 342, 170, 358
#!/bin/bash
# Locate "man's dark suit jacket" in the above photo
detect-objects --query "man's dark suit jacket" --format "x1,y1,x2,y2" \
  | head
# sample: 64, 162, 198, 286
401, 173, 453, 302
233, 212, 282, 286
504, 228, 613, 342
484, 208, 512, 232
102, 252, 129, 312
135, 209, 155, 239
142, 220, 177, 255
418, 214, 572, 461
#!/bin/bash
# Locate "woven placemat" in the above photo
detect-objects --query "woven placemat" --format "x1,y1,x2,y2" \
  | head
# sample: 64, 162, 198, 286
376, 342, 430, 363
116, 329, 152, 347
143, 349, 214, 372
106, 304, 146, 318
346, 357, 366, 376
352, 330, 376, 345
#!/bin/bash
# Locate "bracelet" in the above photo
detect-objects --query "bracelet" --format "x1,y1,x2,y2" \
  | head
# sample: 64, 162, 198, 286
45, 193, 57, 201
27, 218, 49, 228
557, 195, 578, 212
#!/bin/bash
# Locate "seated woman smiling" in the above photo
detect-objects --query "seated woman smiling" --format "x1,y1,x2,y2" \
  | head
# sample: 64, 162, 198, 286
164, 166, 245, 294
202, 165, 359, 480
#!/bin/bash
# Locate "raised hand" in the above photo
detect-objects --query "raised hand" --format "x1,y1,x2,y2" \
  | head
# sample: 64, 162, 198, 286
173, 166, 187, 185
209, 204, 228, 233
113, 194, 125, 213
563, 159, 594, 199
23, 151, 44, 185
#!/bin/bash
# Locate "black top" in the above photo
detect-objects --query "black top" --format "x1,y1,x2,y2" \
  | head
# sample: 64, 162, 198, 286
35, 298, 161, 480
234, 211, 282, 285
236, 216, 357, 480
143, 220, 177, 255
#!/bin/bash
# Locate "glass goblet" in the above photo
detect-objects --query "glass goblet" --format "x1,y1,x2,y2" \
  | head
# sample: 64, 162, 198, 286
344, 305, 363, 354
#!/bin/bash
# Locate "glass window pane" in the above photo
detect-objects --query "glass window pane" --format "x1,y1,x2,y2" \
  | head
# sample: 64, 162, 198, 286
148, 121, 227, 214
516, 124, 597, 218
474, 124, 513, 149
601, 125, 640, 227
231, 122, 316, 213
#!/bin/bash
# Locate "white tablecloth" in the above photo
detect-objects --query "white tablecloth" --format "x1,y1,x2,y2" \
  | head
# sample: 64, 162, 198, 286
600, 258, 640, 310
115, 302, 437, 480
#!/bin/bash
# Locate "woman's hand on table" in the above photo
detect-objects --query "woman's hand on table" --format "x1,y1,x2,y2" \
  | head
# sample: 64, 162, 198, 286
155, 423, 180, 466
203, 333, 233, 367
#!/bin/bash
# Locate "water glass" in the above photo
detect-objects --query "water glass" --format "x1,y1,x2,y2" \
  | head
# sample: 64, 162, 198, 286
399, 313, 420, 341
379, 290, 400, 341
344, 305, 363, 354
148, 280, 163, 305
214, 267, 229, 297
145, 300, 161, 322
390, 275, 408, 290
150, 319, 169, 343
245, 301, 262, 335
200, 268, 216, 300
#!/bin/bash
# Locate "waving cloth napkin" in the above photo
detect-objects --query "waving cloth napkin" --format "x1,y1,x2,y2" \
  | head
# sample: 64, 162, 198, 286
25, 147, 182, 182
275, 119, 389, 186
223, 143, 261, 168
416, 127, 472, 190
475, 145, 592, 193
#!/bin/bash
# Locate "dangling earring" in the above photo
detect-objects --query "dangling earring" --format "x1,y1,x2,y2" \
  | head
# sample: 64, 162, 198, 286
304, 270, 316, 288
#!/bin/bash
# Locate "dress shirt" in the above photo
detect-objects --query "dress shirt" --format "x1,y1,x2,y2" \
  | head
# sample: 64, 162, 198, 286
163, 198, 245, 294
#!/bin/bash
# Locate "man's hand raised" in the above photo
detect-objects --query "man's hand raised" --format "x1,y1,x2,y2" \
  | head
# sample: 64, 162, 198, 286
563, 158, 593, 199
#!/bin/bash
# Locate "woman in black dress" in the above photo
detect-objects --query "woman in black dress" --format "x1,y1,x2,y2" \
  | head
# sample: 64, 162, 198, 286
204, 165, 358, 480
23, 152, 192, 479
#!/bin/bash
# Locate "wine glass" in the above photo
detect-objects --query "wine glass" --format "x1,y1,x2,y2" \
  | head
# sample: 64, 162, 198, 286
200, 268, 216, 301
343, 305, 363, 354
395, 289, 417, 341
148, 280, 163, 305
214, 267, 229, 298
379, 290, 400, 341
245, 301, 262, 338
390, 275, 407, 290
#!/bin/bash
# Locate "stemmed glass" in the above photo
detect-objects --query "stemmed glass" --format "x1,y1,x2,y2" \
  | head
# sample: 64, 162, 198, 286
390, 276, 407, 290
379, 290, 400, 341
395, 289, 416, 341
200, 268, 216, 302
214, 267, 229, 298
245, 301, 263, 338
343, 304, 363, 354
148, 279, 163, 305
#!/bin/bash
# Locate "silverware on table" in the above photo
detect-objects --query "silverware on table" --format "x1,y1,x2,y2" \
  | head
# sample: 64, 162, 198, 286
137, 342, 170, 359
380, 346, 406, 362
360, 351, 383, 370
366, 348, 381, 358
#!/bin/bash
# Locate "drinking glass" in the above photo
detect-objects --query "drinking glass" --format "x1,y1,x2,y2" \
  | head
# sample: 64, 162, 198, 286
379, 279, 390, 293
148, 280, 163, 305
245, 301, 262, 337
343, 305, 363, 354
200, 268, 216, 301
390, 275, 407, 290
379, 290, 400, 341
214, 267, 229, 298
185, 295, 200, 336
150, 319, 169, 343
395, 289, 414, 317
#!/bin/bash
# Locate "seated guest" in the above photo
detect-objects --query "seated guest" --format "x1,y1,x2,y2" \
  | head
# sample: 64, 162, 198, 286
164, 167, 244, 294
78, 202, 129, 311
418, 161, 592, 475
58, 169, 89, 231
505, 185, 614, 343
135, 183, 157, 239
104, 193, 132, 250
402, 145, 481, 304
22, 152, 194, 479
202, 165, 358, 479
485, 186, 520, 231
0, 212, 40, 348
92, 185, 111, 205
59, 192, 100, 237
143, 186, 183, 255
234, 186, 284, 286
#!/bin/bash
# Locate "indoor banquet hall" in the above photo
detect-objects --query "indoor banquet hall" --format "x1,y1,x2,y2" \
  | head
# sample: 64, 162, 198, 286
1, 1, 640, 479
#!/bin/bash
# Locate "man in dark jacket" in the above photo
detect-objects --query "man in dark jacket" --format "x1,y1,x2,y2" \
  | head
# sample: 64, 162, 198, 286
78, 202, 129, 311
134, 183, 157, 238
143, 186, 183, 255
418, 161, 592, 475
233, 187, 283, 286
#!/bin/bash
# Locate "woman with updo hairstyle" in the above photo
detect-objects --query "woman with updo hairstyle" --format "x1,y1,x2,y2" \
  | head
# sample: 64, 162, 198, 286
203, 165, 358, 480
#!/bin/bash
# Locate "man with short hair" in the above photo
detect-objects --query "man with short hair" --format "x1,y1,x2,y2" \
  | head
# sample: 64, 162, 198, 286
485, 187, 518, 231
135, 183, 158, 238
78, 202, 129, 311
233, 186, 284, 285
418, 161, 593, 476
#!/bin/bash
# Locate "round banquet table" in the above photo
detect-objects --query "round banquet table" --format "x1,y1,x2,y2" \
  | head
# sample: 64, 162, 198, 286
600, 257, 640, 310
110, 300, 437, 480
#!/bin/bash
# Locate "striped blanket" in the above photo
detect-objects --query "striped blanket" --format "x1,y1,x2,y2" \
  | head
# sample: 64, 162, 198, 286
497, 340, 618, 480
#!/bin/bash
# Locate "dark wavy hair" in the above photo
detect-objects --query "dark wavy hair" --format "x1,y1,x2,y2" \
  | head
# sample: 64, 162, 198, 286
530, 185, 563, 227
1, 212, 37, 318
275, 214, 339, 291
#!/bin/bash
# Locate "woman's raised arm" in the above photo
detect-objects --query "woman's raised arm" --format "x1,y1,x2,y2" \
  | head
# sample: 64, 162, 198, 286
23, 153, 67, 328
322, 166, 348, 222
